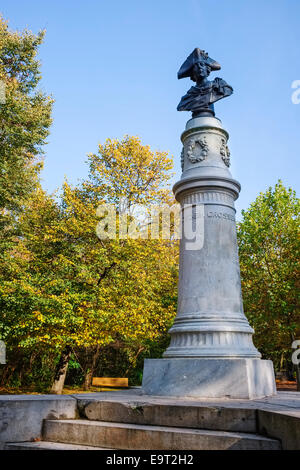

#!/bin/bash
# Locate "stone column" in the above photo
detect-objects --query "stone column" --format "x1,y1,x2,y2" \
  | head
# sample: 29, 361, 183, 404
142, 116, 276, 399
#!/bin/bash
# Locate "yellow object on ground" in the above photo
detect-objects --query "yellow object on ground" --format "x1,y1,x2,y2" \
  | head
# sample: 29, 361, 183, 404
92, 377, 128, 388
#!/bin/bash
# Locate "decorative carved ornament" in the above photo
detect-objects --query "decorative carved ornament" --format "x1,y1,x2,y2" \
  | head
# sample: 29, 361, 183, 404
180, 147, 184, 170
186, 136, 209, 164
220, 137, 230, 167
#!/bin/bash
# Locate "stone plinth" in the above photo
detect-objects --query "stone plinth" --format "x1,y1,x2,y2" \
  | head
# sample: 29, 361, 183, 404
142, 358, 276, 399
142, 116, 276, 399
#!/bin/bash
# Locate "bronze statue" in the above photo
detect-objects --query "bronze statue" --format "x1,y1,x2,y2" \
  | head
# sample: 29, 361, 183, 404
177, 48, 233, 118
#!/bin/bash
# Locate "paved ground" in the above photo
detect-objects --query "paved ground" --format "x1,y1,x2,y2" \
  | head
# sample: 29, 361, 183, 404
72, 388, 300, 415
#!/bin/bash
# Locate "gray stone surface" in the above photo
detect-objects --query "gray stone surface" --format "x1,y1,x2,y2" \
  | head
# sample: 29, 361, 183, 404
4, 441, 111, 450
142, 358, 276, 399
76, 390, 300, 449
257, 409, 300, 450
43, 418, 280, 450
142, 115, 276, 399
1, 390, 299, 449
73, 389, 300, 411
81, 398, 257, 432
0, 395, 77, 450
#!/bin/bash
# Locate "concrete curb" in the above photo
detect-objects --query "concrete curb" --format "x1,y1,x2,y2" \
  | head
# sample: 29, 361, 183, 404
0, 395, 77, 450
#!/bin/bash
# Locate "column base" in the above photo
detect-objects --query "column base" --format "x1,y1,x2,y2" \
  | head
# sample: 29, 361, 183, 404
142, 358, 276, 399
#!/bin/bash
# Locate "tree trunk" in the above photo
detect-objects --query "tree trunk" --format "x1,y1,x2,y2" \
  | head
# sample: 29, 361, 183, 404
83, 369, 93, 391
50, 346, 72, 394
0, 364, 16, 386
124, 346, 145, 376
83, 345, 101, 391
0, 365, 10, 386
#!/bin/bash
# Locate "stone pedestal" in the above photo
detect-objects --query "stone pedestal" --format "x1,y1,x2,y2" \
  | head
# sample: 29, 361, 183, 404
142, 116, 276, 399
142, 359, 276, 399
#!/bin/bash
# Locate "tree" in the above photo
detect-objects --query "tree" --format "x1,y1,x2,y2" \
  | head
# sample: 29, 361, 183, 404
0, 16, 53, 244
237, 181, 300, 389
0, 16, 53, 388
87, 135, 173, 207
0, 136, 178, 393
52, 135, 178, 390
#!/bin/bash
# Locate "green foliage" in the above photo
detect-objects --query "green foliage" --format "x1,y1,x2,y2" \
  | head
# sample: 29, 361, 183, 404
237, 180, 300, 371
0, 16, 53, 236
0, 134, 178, 390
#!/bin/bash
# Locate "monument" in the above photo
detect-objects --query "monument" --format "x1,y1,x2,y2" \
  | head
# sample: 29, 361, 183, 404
142, 48, 276, 399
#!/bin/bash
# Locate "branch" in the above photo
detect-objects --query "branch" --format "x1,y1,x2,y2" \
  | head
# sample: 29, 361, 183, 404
97, 262, 116, 285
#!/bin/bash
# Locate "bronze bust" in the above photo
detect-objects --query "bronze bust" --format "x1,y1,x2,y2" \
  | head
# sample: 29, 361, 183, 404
177, 48, 233, 118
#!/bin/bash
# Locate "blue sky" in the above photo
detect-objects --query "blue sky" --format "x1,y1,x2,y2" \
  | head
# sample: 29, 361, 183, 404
1, 0, 299, 217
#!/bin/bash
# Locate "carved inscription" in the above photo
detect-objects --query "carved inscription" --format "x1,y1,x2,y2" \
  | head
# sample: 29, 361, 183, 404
207, 211, 235, 221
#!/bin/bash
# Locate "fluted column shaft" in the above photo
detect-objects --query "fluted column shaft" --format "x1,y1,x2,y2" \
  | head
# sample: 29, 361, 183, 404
164, 116, 260, 359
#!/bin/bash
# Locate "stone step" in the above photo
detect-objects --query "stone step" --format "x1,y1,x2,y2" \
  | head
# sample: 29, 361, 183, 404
4, 441, 113, 450
43, 419, 281, 450
79, 398, 257, 432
